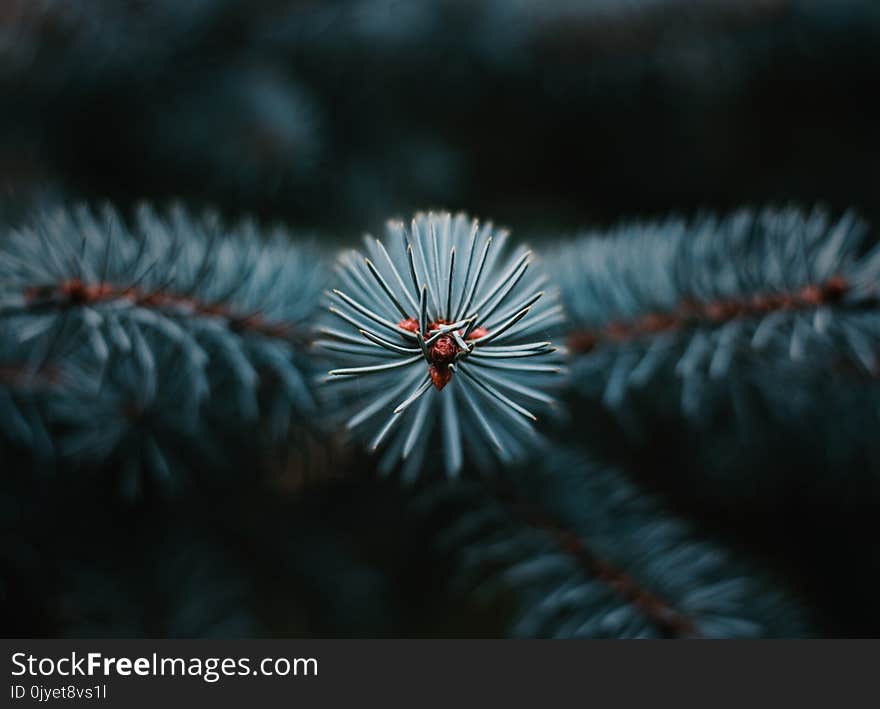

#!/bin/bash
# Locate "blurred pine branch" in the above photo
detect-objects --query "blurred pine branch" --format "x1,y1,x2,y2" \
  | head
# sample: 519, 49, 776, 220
0, 203, 327, 494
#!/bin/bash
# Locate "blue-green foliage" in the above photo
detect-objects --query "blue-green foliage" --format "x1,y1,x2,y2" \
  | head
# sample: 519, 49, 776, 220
0, 204, 327, 491
0, 200, 863, 638
320, 212, 565, 480
549, 207, 880, 506
2, 0, 879, 640
419, 446, 809, 638
554, 207, 879, 419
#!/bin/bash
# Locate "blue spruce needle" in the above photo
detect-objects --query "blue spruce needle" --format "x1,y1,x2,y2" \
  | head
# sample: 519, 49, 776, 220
320, 211, 565, 479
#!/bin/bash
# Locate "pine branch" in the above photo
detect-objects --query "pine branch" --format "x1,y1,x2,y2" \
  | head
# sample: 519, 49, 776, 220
547, 205, 880, 506
0, 203, 327, 491
417, 446, 810, 638
319, 211, 565, 479
555, 207, 880, 415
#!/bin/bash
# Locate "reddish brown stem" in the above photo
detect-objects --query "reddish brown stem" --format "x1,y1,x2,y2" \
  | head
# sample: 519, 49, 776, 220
23, 278, 296, 341
568, 275, 849, 354
503, 494, 700, 638
0, 363, 60, 389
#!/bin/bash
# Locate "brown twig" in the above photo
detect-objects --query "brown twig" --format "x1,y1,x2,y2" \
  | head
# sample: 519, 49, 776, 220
23, 278, 297, 342
499, 490, 699, 638
568, 275, 849, 354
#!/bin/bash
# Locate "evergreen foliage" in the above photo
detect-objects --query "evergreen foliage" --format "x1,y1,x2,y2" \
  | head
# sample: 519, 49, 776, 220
551, 207, 880, 503
418, 446, 808, 638
3, 0, 879, 640
556, 207, 879, 415
0, 204, 326, 492
320, 211, 563, 479
5, 199, 880, 638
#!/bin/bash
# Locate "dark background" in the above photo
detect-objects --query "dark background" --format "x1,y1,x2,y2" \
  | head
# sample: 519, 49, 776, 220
3, 0, 879, 236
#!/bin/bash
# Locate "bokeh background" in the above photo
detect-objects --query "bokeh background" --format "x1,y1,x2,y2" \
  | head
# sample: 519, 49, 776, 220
3, 0, 880, 235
